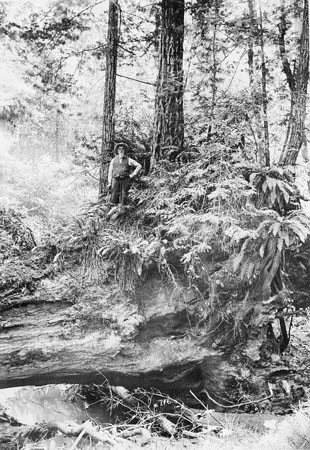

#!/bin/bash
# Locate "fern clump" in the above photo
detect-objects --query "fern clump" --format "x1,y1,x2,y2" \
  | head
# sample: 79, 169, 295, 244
51, 144, 310, 357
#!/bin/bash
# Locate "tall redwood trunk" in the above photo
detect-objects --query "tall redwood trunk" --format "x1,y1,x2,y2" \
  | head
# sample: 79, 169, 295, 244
152, 0, 185, 161
99, 0, 119, 201
279, 0, 309, 166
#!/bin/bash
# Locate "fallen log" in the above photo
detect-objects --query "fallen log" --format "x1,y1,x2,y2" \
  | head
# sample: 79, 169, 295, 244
0, 271, 223, 406
1, 247, 303, 415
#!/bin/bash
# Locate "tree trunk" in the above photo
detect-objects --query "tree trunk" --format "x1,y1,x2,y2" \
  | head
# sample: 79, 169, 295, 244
55, 107, 61, 163
0, 239, 306, 412
247, 0, 255, 88
247, 0, 270, 166
258, 0, 270, 166
152, 0, 185, 162
0, 270, 222, 405
278, 0, 309, 166
99, 0, 119, 201
209, 3, 219, 136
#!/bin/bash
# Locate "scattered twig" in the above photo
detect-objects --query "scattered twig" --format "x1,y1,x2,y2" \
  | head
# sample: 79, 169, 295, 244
199, 388, 272, 409
39, 419, 128, 446
69, 428, 86, 450
190, 390, 224, 428
155, 414, 177, 437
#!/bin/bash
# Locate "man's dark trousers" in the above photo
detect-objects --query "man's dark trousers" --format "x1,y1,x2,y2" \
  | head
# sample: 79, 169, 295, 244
111, 176, 130, 205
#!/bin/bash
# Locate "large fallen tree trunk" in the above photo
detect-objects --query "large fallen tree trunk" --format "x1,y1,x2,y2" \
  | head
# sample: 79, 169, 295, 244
0, 222, 308, 412
0, 267, 223, 402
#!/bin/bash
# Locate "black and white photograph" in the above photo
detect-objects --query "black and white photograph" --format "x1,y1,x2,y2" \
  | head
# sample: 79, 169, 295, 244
0, 0, 309, 448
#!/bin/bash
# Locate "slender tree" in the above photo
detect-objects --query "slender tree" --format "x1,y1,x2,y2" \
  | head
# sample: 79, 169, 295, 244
209, 1, 219, 138
99, 0, 119, 200
278, 0, 309, 166
152, 0, 185, 162
258, 0, 270, 166
247, 0, 270, 166
55, 107, 61, 163
247, 0, 255, 87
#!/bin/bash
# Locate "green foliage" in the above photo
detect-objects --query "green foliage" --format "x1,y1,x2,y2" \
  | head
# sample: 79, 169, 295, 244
0, 101, 26, 124
249, 166, 298, 213
0, 208, 36, 252
58, 207, 109, 282
126, 145, 310, 314
18, 1, 91, 47
97, 231, 147, 294
233, 209, 310, 283
59, 204, 149, 293
0, 0, 308, 346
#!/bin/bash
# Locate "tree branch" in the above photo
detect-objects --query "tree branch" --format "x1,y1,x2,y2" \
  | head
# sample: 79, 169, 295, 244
116, 72, 155, 85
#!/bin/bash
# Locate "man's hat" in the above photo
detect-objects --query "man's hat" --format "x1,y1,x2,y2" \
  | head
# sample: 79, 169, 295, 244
114, 142, 129, 154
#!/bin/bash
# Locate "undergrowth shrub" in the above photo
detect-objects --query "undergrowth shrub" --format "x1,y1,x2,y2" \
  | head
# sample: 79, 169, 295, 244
14, 142, 305, 346
53, 147, 310, 321
0, 152, 97, 244
0, 207, 36, 251
59, 204, 180, 295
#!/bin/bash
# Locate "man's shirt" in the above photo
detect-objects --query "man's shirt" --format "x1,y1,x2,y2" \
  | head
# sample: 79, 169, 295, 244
108, 156, 141, 184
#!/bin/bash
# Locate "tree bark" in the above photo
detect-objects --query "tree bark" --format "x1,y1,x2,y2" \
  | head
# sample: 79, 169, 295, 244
258, 0, 270, 166
247, 0, 255, 88
0, 272, 221, 405
278, 0, 309, 166
99, 0, 119, 200
208, 1, 219, 137
0, 250, 306, 413
152, 0, 185, 162
55, 106, 61, 163
247, 0, 270, 166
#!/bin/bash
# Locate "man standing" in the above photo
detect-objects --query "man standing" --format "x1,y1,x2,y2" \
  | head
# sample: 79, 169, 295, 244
108, 143, 142, 205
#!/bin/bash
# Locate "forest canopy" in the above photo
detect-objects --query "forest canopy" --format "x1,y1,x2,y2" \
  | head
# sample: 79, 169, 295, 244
0, 0, 307, 167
